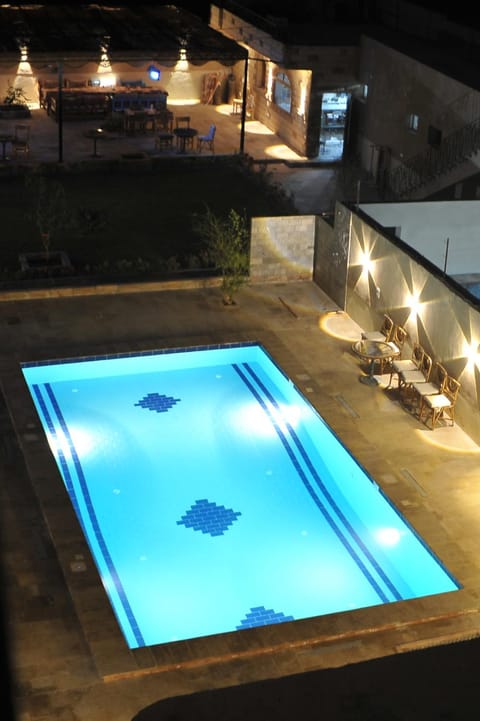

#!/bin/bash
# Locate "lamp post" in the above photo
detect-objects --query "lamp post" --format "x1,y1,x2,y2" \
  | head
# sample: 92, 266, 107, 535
239, 55, 248, 155
56, 60, 63, 163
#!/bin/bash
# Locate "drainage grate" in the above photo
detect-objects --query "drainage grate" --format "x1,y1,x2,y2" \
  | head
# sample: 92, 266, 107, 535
400, 467, 427, 496
334, 394, 359, 418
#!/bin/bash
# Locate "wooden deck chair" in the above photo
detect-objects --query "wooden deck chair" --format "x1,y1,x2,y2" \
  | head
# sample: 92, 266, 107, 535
362, 313, 394, 342
411, 362, 448, 418
388, 342, 423, 388
12, 123, 30, 155
398, 350, 432, 400
419, 374, 461, 429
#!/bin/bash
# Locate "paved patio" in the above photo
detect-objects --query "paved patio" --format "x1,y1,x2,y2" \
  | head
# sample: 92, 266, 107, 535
1, 278, 480, 721
0, 98, 365, 216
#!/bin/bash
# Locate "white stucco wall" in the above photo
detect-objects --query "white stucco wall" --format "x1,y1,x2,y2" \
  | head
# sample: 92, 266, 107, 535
359, 201, 480, 276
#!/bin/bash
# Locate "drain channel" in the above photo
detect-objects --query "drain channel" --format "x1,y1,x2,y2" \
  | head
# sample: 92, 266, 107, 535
334, 394, 359, 418
400, 467, 427, 496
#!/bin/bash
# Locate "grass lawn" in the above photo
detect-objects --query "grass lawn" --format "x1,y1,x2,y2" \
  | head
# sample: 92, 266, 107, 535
0, 157, 297, 281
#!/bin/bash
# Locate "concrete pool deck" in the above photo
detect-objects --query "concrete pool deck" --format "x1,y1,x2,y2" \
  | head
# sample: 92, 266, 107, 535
1, 279, 480, 720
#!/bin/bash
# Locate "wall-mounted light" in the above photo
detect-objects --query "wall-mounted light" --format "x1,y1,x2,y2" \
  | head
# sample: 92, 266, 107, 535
406, 291, 421, 318
360, 250, 373, 275
464, 341, 480, 369
148, 64, 161, 81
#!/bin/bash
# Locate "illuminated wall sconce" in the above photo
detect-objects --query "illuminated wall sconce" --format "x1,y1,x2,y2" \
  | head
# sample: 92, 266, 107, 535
360, 251, 373, 275
464, 341, 480, 369
407, 291, 421, 317
148, 64, 161, 81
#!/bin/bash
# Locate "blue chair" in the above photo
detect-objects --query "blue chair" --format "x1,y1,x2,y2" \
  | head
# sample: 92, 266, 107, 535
197, 124, 216, 153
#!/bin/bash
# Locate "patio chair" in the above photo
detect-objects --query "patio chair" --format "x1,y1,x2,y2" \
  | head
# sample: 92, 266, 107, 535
175, 116, 190, 128
411, 362, 448, 419
397, 350, 432, 400
362, 313, 394, 342
379, 323, 407, 374
388, 341, 423, 387
154, 132, 174, 152
11, 123, 30, 155
419, 374, 461, 429
197, 124, 216, 153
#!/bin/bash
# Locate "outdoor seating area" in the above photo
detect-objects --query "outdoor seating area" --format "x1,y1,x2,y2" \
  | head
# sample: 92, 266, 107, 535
39, 81, 169, 121
355, 323, 462, 430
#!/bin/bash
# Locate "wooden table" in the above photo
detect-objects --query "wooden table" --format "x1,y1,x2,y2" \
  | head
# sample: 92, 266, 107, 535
352, 339, 400, 386
173, 127, 197, 153
84, 128, 105, 158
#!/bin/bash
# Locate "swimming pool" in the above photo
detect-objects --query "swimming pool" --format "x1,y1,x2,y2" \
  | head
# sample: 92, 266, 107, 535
21, 342, 460, 649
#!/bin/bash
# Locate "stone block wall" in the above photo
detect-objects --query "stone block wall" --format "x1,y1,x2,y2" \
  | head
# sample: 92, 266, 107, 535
249, 215, 316, 282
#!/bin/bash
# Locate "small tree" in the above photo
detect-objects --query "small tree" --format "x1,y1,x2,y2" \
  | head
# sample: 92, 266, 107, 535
25, 175, 70, 259
194, 206, 249, 305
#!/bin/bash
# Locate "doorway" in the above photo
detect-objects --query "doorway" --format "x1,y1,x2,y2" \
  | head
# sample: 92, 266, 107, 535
318, 91, 350, 162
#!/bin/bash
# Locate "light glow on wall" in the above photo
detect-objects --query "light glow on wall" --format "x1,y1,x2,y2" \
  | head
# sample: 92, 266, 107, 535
406, 291, 421, 318
97, 38, 116, 87
266, 63, 274, 101
15, 43, 39, 108
463, 340, 480, 370
297, 80, 307, 118
361, 250, 373, 276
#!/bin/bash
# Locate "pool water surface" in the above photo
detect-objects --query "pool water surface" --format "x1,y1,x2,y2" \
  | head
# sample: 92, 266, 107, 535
21, 343, 460, 649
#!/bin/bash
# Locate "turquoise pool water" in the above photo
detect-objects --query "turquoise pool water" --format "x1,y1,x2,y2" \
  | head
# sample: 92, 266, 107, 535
21, 343, 460, 649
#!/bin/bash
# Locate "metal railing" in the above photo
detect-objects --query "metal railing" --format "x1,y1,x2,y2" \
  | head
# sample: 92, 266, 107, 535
385, 116, 480, 198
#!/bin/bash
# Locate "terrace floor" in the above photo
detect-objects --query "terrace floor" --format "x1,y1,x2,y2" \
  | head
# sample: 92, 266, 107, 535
1, 278, 480, 721
0, 99, 378, 215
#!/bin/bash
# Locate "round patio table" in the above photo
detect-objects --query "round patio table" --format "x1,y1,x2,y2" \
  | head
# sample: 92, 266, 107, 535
352, 338, 399, 386
173, 127, 197, 153
84, 128, 105, 158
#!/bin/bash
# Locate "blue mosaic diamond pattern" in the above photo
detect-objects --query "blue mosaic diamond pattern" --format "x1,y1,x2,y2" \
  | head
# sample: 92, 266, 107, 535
135, 392, 180, 413
236, 606, 295, 630
177, 499, 241, 537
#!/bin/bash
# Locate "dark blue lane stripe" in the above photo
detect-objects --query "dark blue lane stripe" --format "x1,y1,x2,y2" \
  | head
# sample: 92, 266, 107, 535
40, 382, 145, 648
232, 363, 399, 604
33, 384, 87, 535
241, 362, 403, 602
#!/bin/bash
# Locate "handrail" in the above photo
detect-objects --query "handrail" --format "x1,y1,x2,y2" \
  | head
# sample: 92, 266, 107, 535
385, 116, 480, 198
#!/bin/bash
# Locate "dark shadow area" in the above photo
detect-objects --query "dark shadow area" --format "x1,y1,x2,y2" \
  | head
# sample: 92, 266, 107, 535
133, 637, 479, 720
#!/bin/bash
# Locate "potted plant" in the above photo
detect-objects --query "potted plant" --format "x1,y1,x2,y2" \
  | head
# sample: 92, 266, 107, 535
0, 83, 31, 118
193, 206, 249, 305
19, 175, 74, 277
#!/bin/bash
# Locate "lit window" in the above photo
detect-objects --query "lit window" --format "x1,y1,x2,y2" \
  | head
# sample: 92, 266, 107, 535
362, 84, 368, 100
408, 113, 419, 132
274, 72, 291, 113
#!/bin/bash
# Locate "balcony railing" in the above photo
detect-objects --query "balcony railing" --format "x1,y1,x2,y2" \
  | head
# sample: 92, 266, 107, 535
385, 116, 480, 198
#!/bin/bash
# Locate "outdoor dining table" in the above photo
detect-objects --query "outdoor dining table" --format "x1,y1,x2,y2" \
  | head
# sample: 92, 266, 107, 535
352, 338, 400, 386
0, 132, 13, 160
173, 127, 197, 153
84, 128, 105, 158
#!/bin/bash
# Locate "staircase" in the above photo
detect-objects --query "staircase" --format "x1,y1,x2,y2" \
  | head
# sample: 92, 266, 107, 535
385, 90, 480, 199
385, 117, 480, 198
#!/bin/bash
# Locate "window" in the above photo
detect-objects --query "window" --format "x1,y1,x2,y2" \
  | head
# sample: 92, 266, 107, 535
408, 113, 419, 132
362, 84, 368, 100
273, 72, 291, 113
